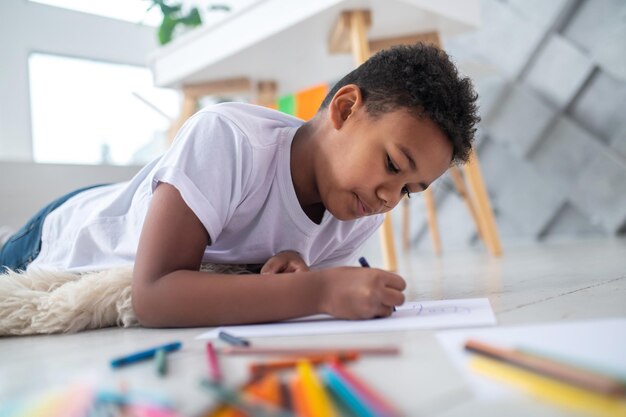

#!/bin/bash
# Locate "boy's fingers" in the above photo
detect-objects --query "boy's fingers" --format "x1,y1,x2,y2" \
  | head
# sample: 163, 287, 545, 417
383, 273, 407, 291
382, 287, 405, 308
260, 259, 280, 274
374, 304, 395, 319
291, 261, 309, 272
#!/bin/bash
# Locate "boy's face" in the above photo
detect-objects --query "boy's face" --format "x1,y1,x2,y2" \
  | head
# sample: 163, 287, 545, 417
317, 85, 453, 221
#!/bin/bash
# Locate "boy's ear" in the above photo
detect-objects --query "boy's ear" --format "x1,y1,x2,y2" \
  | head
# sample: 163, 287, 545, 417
328, 84, 362, 129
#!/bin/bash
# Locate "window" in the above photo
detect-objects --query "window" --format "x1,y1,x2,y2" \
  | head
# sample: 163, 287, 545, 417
29, 0, 162, 26
29, 53, 180, 165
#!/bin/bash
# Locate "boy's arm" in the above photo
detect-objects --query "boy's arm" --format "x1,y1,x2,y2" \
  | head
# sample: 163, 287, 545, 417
132, 183, 405, 328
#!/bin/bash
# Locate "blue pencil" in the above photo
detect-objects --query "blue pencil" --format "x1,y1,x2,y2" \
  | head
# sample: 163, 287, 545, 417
110, 341, 182, 368
320, 366, 379, 417
219, 330, 251, 347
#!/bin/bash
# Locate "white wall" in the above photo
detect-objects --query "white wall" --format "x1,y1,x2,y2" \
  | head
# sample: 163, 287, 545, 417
0, 0, 159, 161
0, 161, 141, 229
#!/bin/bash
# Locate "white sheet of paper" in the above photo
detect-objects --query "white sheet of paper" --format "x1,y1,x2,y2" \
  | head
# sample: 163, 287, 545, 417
436, 318, 626, 400
196, 298, 496, 340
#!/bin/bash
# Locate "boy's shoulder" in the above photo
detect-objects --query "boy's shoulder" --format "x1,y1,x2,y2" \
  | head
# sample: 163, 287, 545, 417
201, 102, 303, 135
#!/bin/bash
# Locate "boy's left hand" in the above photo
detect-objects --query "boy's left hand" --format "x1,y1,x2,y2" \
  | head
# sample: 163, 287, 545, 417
261, 250, 309, 274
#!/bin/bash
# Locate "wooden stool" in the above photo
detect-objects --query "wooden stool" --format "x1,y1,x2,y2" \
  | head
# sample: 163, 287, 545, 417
329, 10, 502, 271
168, 77, 277, 142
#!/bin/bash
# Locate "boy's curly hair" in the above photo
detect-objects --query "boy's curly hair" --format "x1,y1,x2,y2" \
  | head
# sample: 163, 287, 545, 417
321, 43, 480, 164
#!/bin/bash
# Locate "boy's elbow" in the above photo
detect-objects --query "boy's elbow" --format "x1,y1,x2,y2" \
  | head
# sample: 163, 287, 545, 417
131, 275, 164, 328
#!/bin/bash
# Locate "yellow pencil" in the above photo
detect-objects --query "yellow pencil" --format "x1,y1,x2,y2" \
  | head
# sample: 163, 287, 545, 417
470, 356, 626, 417
296, 360, 337, 417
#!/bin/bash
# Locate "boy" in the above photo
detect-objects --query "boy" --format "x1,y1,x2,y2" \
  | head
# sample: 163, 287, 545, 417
0, 43, 479, 327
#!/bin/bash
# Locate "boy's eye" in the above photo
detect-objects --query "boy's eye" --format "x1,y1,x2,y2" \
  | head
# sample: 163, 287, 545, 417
402, 186, 412, 198
386, 155, 400, 174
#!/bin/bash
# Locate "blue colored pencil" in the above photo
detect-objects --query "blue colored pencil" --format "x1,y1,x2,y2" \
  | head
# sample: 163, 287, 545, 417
320, 366, 379, 417
359, 256, 396, 312
110, 341, 182, 368
219, 330, 251, 347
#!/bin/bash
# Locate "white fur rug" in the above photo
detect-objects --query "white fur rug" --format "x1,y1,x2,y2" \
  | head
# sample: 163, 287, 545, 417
0, 264, 250, 336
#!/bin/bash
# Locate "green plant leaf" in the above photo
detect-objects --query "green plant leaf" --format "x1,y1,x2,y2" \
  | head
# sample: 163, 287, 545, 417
158, 14, 177, 45
180, 7, 202, 26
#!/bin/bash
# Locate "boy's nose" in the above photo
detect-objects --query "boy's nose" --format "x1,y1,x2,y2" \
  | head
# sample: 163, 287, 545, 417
377, 185, 403, 210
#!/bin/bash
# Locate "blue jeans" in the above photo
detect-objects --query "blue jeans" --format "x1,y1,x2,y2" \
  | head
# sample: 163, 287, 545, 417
0, 184, 107, 273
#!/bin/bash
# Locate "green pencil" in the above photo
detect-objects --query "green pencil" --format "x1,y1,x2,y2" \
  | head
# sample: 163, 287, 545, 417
155, 348, 167, 376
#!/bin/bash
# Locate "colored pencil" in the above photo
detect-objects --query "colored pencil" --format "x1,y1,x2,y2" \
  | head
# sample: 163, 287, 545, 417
248, 373, 282, 406
200, 379, 295, 417
288, 376, 310, 417
320, 366, 378, 417
328, 361, 400, 417
465, 339, 626, 396
155, 348, 167, 377
359, 256, 396, 313
206, 342, 223, 382
218, 330, 251, 347
110, 341, 182, 368
221, 346, 400, 356
296, 360, 337, 417
470, 355, 626, 417
250, 352, 359, 376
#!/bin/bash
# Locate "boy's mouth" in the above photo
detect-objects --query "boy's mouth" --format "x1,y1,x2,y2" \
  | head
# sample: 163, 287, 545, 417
355, 194, 373, 217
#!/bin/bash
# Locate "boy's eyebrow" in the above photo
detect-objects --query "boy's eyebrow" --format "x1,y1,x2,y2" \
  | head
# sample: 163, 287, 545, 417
398, 144, 429, 191
398, 144, 416, 170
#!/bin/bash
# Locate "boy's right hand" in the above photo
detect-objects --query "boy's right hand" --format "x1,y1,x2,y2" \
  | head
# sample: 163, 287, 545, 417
318, 267, 406, 320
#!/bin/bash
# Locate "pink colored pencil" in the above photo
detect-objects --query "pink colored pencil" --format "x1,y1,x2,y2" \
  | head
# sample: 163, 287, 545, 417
206, 342, 222, 382
221, 346, 400, 356
329, 361, 400, 417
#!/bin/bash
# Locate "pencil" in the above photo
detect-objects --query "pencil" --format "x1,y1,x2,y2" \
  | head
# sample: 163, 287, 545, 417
200, 379, 295, 417
218, 330, 251, 347
464, 339, 626, 396
320, 366, 378, 417
155, 348, 167, 376
359, 256, 396, 312
221, 346, 400, 356
328, 360, 400, 417
289, 375, 309, 417
206, 342, 222, 382
470, 355, 626, 417
248, 373, 281, 406
110, 341, 182, 368
296, 360, 337, 417
250, 352, 359, 377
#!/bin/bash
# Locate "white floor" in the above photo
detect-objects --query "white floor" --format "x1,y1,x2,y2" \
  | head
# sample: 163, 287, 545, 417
1, 237, 625, 416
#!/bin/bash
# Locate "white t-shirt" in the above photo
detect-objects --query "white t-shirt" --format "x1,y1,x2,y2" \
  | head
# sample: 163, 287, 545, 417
29, 103, 383, 273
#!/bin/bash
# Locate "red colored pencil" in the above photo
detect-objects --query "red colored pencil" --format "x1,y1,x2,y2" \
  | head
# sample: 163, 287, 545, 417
206, 342, 222, 382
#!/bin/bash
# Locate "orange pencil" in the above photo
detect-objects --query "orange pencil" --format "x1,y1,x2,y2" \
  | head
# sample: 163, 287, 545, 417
289, 375, 311, 417
247, 372, 281, 405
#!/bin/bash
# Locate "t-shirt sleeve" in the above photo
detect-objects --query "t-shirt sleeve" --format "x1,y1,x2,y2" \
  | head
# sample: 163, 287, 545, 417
310, 215, 384, 269
149, 110, 252, 244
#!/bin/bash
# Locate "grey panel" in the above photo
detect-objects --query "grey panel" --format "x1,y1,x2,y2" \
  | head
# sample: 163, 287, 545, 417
493, 151, 565, 237
444, 0, 545, 78
562, 0, 626, 80
524, 35, 594, 109
487, 84, 556, 157
610, 126, 626, 161
530, 117, 604, 188
473, 74, 510, 122
541, 202, 607, 240
507, 0, 571, 29
570, 150, 626, 234
569, 70, 626, 142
